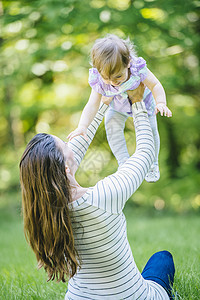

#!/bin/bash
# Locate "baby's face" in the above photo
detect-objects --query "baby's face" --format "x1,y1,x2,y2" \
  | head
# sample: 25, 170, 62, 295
101, 65, 130, 87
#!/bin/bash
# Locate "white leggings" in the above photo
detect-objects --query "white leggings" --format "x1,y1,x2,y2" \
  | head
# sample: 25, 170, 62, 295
105, 107, 160, 167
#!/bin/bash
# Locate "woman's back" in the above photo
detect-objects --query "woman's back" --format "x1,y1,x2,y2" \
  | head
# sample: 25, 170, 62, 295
67, 190, 142, 299
66, 188, 168, 300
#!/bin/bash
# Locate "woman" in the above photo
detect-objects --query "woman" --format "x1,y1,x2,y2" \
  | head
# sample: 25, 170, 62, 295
20, 85, 175, 299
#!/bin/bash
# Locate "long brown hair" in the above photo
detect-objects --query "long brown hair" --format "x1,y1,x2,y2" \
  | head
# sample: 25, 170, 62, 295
19, 133, 80, 282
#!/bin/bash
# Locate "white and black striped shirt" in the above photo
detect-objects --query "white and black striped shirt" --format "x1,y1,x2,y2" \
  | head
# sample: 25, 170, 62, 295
66, 102, 169, 300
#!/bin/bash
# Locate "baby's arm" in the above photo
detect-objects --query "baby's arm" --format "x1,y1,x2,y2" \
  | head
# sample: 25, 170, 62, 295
143, 69, 172, 117
67, 89, 102, 140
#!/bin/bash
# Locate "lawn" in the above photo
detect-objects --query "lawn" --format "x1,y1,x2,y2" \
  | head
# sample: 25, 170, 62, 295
0, 197, 199, 300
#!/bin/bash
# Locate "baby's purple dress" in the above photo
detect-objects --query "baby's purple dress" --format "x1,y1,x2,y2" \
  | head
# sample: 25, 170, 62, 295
88, 56, 155, 116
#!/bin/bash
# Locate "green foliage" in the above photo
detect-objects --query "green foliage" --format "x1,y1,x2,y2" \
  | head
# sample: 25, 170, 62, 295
0, 0, 200, 211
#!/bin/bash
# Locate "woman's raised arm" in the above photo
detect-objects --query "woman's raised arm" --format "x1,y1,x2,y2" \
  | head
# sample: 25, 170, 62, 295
88, 101, 155, 214
68, 103, 108, 173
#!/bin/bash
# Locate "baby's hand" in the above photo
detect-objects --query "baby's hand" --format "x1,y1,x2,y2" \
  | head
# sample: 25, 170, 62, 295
67, 126, 87, 141
101, 96, 113, 105
155, 103, 172, 117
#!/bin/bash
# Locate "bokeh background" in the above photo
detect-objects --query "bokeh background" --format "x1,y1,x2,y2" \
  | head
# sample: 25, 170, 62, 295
1, 0, 199, 212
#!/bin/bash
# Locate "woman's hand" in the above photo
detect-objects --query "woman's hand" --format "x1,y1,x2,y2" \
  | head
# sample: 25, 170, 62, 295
127, 83, 145, 104
67, 126, 87, 141
155, 103, 172, 117
101, 95, 113, 105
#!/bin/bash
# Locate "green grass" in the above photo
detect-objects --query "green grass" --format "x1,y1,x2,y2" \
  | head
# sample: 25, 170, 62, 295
0, 200, 200, 299
0, 204, 66, 300
124, 208, 200, 300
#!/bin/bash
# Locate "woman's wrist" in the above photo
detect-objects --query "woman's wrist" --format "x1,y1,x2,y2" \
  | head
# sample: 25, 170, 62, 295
132, 101, 147, 116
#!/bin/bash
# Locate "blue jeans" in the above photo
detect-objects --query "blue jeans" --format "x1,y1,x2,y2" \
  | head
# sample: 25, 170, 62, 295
142, 250, 175, 299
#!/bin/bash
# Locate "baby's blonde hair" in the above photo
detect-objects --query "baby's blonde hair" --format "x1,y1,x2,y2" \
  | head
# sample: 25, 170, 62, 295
91, 34, 136, 78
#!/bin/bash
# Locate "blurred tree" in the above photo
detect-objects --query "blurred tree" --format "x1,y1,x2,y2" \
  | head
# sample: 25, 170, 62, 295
0, 0, 199, 211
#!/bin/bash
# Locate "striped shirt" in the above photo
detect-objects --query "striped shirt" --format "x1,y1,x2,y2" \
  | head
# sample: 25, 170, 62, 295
66, 102, 169, 300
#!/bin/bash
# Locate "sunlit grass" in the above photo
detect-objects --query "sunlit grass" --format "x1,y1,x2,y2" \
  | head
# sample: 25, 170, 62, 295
125, 208, 200, 300
0, 204, 66, 300
0, 197, 199, 299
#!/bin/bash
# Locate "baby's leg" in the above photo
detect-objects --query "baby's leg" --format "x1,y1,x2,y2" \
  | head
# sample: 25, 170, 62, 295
105, 108, 129, 167
149, 114, 160, 166
145, 114, 160, 182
